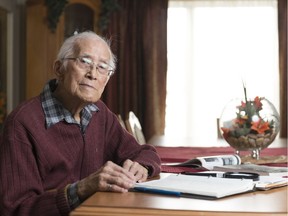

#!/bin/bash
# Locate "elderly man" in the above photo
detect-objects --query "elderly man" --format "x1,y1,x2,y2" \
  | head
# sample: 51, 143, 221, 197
0, 31, 161, 216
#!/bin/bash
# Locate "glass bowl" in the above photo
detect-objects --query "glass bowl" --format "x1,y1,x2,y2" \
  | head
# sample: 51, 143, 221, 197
219, 98, 280, 159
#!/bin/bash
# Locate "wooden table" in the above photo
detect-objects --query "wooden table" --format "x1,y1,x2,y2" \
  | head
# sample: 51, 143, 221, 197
70, 138, 287, 216
70, 174, 288, 216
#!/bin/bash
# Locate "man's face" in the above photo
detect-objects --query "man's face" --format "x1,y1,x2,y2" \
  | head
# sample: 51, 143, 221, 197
57, 38, 111, 104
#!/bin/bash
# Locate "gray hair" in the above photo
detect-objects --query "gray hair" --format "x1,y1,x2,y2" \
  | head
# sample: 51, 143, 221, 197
57, 31, 117, 70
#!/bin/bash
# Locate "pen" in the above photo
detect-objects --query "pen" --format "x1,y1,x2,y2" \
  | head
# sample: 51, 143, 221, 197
134, 187, 181, 196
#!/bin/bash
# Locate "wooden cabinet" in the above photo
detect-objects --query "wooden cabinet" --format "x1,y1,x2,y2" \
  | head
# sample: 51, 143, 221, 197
26, 0, 101, 99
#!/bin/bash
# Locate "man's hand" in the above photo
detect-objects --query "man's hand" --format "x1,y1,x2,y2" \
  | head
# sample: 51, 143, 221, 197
122, 159, 149, 183
77, 161, 136, 201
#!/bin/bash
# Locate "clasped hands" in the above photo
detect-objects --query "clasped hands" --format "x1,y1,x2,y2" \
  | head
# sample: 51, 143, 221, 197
77, 159, 148, 201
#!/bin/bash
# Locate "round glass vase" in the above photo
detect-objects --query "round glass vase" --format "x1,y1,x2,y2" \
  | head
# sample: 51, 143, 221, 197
219, 98, 280, 159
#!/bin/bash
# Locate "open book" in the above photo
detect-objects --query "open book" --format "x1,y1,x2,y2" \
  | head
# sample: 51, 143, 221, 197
134, 174, 254, 199
165, 154, 241, 170
134, 173, 288, 199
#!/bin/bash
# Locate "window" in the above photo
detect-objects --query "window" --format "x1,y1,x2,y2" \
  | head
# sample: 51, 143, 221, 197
165, 0, 279, 145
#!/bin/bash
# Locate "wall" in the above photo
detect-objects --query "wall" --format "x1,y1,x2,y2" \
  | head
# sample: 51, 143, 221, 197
0, 0, 26, 112
26, 0, 101, 99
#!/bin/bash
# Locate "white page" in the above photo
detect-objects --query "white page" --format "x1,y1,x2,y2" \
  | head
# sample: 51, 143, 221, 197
197, 154, 241, 170
255, 176, 288, 190
135, 174, 254, 198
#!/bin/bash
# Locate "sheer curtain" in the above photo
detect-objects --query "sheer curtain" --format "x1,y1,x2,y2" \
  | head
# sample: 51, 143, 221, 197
165, 0, 279, 144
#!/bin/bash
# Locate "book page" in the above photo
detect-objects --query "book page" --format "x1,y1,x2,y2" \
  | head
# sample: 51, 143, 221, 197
197, 154, 241, 170
190, 171, 288, 190
134, 174, 254, 198
255, 176, 288, 190
166, 154, 241, 170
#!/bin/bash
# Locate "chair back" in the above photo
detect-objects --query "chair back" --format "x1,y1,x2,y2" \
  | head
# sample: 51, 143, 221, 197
117, 114, 127, 130
125, 111, 146, 145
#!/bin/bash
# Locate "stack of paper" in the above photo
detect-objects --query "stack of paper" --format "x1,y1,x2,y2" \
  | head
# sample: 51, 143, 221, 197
213, 164, 288, 176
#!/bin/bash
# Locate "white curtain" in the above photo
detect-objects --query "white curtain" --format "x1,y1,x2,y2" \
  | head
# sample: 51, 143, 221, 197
165, 0, 279, 145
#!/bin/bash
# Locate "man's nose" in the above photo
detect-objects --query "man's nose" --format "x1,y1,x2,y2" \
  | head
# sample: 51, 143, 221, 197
86, 66, 98, 80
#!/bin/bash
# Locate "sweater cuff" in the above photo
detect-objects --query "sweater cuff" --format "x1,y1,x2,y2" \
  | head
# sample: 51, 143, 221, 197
56, 187, 71, 216
141, 164, 152, 177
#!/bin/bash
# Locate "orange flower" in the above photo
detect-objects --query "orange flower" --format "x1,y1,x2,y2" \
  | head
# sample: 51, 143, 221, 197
251, 120, 270, 134
254, 96, 262, 110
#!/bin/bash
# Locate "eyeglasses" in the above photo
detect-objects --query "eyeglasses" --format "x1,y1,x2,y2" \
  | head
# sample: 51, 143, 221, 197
62, 56, 115, 76
184, 171, 259, 181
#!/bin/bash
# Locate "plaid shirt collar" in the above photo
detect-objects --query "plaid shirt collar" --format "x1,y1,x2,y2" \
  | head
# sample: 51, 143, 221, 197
41, 79, 99, 132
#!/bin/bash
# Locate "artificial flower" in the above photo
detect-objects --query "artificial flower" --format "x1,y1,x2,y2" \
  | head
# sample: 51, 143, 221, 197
221, 83, 274, 138
251, 120, 270, 134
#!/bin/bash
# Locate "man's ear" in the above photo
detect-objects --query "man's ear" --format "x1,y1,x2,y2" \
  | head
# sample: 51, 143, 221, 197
104, 76, 110, 85
53, 60, 64, 78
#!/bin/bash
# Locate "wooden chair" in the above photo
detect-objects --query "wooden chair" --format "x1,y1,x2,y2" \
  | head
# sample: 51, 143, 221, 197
117, 114, 127, 130
125, 111, 146, 145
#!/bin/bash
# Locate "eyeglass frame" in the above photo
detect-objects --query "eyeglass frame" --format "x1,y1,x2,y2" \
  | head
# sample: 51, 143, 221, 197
62, 56, 115, 77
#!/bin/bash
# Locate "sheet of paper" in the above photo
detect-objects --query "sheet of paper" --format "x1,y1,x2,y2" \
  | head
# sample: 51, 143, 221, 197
255, 176, 288, 190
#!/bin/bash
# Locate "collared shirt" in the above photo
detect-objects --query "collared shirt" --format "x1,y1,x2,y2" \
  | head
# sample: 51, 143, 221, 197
41, 79, 98, 133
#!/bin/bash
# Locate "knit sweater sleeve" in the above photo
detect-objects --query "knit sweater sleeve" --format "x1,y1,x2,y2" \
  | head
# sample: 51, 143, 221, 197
95, 101, 162, 177
0, 98, 71, 216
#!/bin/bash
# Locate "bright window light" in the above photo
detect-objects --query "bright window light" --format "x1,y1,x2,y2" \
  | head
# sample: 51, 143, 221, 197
165, 0, 279, 145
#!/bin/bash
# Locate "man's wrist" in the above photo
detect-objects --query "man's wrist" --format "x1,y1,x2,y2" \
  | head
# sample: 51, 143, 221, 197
142, 164, 152, 177
67, 182, 81, 210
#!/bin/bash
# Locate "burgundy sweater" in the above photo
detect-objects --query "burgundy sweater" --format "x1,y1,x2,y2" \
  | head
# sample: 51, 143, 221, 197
0, 97, 161, 216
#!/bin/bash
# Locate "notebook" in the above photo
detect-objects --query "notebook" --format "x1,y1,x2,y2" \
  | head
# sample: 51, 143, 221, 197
134, 173, 288, 199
